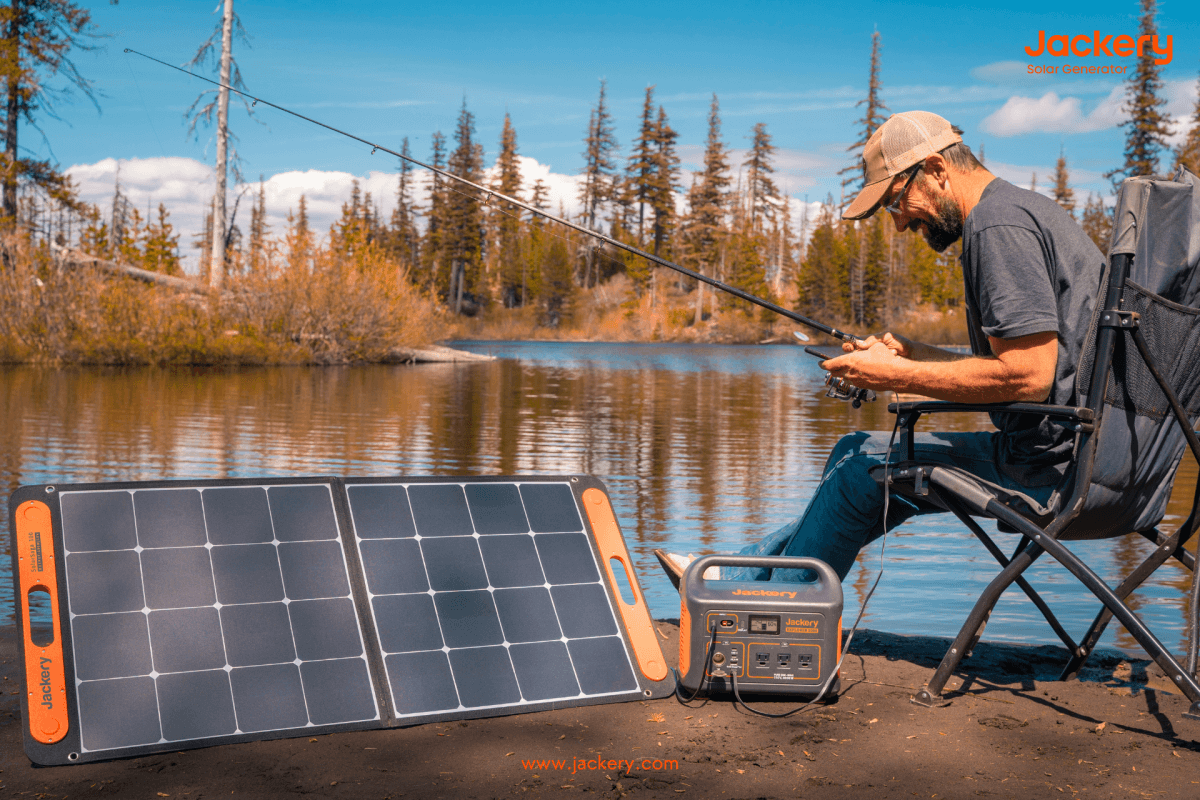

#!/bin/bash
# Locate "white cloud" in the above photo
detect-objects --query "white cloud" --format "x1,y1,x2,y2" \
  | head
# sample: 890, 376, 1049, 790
980, 79, 1199, 138
980, 86, 1126, 136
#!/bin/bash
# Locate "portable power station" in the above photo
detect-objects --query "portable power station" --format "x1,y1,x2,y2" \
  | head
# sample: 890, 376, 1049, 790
678, 555, 843, 699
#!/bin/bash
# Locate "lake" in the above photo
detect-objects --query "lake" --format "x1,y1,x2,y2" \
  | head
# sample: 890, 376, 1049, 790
2, 340, 1195, 657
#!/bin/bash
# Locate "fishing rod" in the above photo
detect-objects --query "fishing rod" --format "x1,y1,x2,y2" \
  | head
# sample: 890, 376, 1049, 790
125, 48, 864, 346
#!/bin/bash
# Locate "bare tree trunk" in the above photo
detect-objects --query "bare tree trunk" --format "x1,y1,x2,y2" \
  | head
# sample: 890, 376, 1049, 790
209, 0, 234, 290
2, 3, 24, 225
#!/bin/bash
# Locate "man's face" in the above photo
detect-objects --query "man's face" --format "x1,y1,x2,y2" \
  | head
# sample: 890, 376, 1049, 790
883, 168, 963, 253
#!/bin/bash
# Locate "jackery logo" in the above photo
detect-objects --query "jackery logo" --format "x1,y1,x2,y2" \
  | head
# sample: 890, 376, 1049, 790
39, 656, 53, 709
1024, 29, 1172, 75
731, 588, 797, 599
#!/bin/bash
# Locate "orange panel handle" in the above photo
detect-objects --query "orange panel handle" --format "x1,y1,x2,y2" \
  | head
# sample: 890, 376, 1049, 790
582, 488, 669, 683
16, 500, 69, 744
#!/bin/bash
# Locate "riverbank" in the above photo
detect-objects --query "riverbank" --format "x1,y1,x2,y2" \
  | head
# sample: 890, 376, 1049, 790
2, 621, 1196, 798
0, 249, 969, 365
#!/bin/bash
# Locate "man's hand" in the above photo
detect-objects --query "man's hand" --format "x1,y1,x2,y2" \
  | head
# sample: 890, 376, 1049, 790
842, 332, 913, 358
821, 341, 905, 392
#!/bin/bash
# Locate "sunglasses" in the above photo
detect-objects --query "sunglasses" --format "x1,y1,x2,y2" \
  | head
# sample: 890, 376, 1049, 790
884, 166, 922, 214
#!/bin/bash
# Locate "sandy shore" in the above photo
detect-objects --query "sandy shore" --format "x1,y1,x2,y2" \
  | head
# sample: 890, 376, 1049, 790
2, 622, 1198, 798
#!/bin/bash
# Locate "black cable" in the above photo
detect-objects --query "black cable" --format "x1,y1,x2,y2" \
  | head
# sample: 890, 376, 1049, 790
674, 624, 719, 706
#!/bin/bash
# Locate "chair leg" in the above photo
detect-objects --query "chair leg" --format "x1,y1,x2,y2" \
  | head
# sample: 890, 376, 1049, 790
994, 511, 1200, 717
1060, 530, 1182, 681
940, 499, 1077, 654
913, 540, 1044, 707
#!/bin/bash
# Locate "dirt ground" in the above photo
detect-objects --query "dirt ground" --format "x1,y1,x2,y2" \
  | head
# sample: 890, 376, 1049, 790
2, 621, 1198, 799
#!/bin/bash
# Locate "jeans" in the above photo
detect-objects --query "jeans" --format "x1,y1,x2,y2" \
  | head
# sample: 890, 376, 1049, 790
725, 430, 1057, 583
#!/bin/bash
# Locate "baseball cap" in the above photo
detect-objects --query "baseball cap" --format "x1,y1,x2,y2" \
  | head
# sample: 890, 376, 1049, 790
842, 111, 963, 220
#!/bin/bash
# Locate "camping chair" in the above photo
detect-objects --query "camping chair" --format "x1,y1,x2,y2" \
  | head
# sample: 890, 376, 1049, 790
879, 168, 1200, 719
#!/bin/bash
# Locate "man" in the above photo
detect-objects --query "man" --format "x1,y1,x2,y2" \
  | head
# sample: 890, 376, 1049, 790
656, 110, 1104, 586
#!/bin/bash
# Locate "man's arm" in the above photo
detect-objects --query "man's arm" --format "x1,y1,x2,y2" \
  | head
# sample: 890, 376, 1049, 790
822, 330, 1058, 403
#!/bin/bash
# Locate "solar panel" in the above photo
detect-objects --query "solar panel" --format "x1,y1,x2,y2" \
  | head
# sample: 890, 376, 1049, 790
10, 475, 672, 765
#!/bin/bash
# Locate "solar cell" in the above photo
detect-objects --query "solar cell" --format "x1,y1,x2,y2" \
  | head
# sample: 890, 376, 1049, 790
10, 475, 672, 766
57, 482, 379, 758
347, 479, 642, 722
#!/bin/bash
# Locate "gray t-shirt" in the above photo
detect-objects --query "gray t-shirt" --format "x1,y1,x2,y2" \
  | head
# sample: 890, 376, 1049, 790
960, 178, 1104, 486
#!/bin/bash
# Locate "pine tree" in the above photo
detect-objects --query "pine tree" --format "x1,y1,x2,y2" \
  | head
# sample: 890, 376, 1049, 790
681, 94, 730, 323
578, 80, 619, 288
838, 30, 888, 195
1081, 193, 1113, 253
724, 227, 770, 318
539, 233, 575, 328
389, 137, 420, 271
743, 123, 779, 231
648, 104, 681, 258
332, 179, 370, 260
1109, 0, 1172, 186
795, 200, 849, 320
247, 177, 268, 273
142, 203, 180, 275
861, 214, 888, 327
907, 230, 961, 308
626, 86, 658, 245
493, 113, 524, 307
1052, 149, 1076, 217
1174, 74, 1200, 176
422, 131, 449, 294
115, 205, 145, 268
444, 101, 485, 313
284, 194, 312, 274
579, 80, 619, 230
78, 205, 110, 258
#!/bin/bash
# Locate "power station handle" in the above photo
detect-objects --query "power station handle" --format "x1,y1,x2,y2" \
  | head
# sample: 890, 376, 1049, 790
685, 555, 839, 589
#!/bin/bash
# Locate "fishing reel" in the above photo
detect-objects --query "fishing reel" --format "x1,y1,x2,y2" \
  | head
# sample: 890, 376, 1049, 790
823, 374, 877, 408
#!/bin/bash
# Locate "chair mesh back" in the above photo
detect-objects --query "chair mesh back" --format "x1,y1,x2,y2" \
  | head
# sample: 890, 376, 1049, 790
1068, 169, 1200, 540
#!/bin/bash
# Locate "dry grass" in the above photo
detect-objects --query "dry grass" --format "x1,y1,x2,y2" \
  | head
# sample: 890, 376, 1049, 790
0, 238, 441, 366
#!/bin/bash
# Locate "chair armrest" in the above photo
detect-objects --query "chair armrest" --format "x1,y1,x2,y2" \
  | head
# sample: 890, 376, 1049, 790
887, 400, 1094, 428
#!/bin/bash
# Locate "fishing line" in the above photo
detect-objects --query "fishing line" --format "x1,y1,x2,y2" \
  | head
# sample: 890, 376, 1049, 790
123, 47, 859, 344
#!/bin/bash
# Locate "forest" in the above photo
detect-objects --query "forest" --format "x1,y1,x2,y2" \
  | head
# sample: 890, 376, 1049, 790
1, 0, 1198, 364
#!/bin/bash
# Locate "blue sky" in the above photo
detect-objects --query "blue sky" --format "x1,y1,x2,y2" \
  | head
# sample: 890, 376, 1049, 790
32, 0, 1200, 258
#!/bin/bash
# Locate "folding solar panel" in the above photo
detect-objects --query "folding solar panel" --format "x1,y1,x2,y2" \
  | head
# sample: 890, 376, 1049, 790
10, 475, 672, 765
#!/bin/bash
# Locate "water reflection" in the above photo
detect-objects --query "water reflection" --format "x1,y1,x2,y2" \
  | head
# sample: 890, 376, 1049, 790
2, 341, 1195, 657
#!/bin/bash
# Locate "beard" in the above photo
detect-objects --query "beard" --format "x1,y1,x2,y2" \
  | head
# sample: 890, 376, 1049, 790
921, 191, 964, 253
